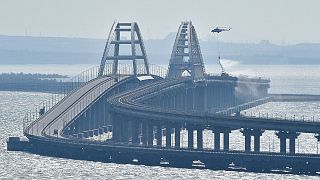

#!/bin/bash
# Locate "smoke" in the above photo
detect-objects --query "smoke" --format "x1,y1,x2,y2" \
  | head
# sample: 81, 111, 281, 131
219, 58, 239, 69
234, 78, 261, 104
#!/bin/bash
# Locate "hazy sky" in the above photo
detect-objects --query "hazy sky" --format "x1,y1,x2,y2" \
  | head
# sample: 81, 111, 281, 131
1, 0, 319, 44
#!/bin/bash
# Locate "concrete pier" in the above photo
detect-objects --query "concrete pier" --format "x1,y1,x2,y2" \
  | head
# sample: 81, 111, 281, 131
212, 128, 231, 151
197, 128, 203, 150
223, 131, 230, 151
187, 126, 194, 149
147, 123, 153, 146
174, 125, 180, 148
241, 128, 264, 152
131, 120, 140, 144
156, 125, 162, 146
166, 126, 172, 147
214, 131, 221, 150
276, 131, 300, 154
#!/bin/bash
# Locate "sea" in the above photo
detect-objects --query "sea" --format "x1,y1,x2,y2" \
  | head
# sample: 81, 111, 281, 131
1, 64, 320, 179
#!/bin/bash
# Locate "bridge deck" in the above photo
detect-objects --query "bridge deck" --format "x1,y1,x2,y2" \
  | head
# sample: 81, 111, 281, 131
109, 78, 320, 133
26, 75, 129, 138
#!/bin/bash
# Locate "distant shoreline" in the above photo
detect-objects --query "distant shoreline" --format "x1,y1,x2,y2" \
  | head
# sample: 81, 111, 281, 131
0, 73, 70, 93
1, 35, 319, 65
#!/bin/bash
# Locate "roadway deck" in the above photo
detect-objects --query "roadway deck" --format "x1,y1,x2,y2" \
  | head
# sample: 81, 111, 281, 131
26, 75, 129, 138
109, 78, 320, 133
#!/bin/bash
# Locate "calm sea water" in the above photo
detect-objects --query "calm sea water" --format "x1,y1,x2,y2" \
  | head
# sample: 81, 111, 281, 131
1, 64, 320, 179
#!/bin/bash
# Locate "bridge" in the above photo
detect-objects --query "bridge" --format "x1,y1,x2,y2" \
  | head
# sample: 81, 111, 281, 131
7, 21, 320, 175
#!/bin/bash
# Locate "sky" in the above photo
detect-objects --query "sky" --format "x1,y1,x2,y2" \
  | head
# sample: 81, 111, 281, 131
0, 0, 319, 44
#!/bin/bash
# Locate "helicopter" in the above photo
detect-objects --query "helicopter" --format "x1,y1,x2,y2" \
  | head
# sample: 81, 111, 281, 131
211, 26, 231, 75
211, 27, 231, 33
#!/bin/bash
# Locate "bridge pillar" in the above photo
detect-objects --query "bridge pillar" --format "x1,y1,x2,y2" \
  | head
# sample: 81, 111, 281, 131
73, 120, 80, 135
244, 134, 251, 152
141, 123, 148, 145
93, 104, 99, 129
81, 112, 88, 133
174, 125, 181, 148
276, 131, 300, 154
78, 114, 86, 133
147, 123, 154, 146
241, 128, 264, 152
223, 131, 230, 151
156, 125, 162, 146
288, 132, 299, 154
187, 126, 194, 149
212, 128, 231, 151
111, 113, 120, 142
289, 135, 296, 154
120, 120, 129, 143
253, 132, 262, 152
131, 120, 140, 144
197, 128, 203, 150
89, 107, 94, 131
278, 133, 287, 153
166, 126, 172, 148
214, 132, 220, 151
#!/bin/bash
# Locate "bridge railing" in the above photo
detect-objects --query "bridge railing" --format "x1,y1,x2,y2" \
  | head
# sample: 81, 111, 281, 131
23, 63, 167, 135
44, 75, 129, 137
240, 111, 320, 123
23, 65, 102, 134
107, 63, 167, 78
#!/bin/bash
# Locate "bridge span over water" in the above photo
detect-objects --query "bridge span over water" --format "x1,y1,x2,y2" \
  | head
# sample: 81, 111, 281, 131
8, 21, 320, 175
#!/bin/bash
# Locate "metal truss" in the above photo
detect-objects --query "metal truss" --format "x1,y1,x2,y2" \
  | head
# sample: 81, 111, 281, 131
98, 22, 150, 77
167, 21, 206, 81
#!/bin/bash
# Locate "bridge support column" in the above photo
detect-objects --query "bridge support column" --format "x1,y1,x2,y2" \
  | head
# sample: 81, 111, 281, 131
253, 132, 262, 152
197, 127, 203, 150
111, 113, 120, 142
187, 126, 194, 149
141, 123, 147, 145
289, 135, 296, 154
214, 132, 220, 151
174, 125, 181, 148
223, 131, 230, 151
289, 132, 299, 154
73, 120, 80, 135
241, 128, 264, 152
80, 112, 88, 132
276, 131, 300, 154
244, 134, 251, 152
278, 134, 286, 153
156, 125, 162, 146
131, 120, 140, 144
166, 126, 172, 148
147, 123, 153, 146
212, 128, 231, 151
120, 120, 129, 143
